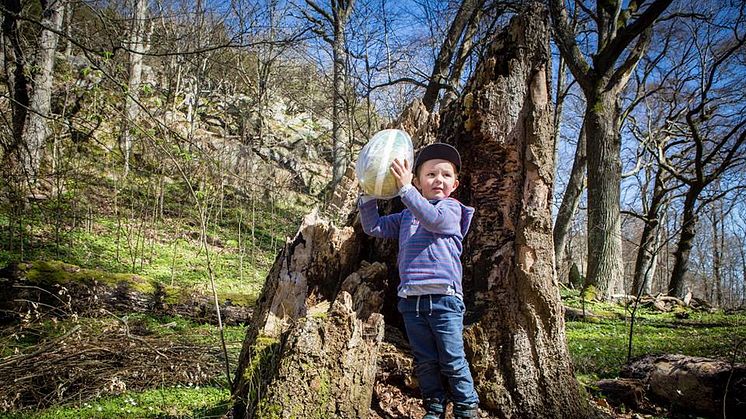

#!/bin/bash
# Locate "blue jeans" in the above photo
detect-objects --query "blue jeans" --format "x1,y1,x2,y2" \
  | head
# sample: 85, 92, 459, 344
398, 295, 479, 405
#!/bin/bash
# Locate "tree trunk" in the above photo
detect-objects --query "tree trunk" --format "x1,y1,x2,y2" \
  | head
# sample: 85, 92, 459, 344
668, 186, 701, 298
711, 200, 723, 307
331, 1, 354, 186
232, 4, 590, 419
421, 0, 480, 112
553, 120, 586, 272
443, 5, 590, 417
584, 92, 624, 297
121, 0, 148, 177
20, 0, 65, 184
632, 169, 667, 296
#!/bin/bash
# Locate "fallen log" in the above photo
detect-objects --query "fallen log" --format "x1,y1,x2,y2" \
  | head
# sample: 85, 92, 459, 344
619, 354, 746, 418
0, 260, 252, 325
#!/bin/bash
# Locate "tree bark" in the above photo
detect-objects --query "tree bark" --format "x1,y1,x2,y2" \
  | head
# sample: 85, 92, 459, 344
632, 169, 667, 296
330, 0, 354, 186
231, 211, 389, 418
443, 5, 590, 417
584, 92, 624, 296
20, 0, 65, 184
121, 0, 149, 177
668, 186, 702, 298
552, 120, 586, 272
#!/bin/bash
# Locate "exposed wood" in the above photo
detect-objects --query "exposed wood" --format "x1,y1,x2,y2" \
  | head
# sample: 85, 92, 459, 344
441, 4, 591, 417
596, 378, 645, 411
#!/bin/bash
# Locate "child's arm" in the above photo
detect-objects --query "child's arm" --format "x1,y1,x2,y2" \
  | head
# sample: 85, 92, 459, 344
358, 197, 402, 239
399, 186, 461, 235
390, 158, 461, 236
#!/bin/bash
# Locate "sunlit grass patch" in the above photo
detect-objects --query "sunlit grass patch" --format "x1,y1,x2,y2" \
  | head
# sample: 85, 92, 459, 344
6, 386, 230, 419
565, 296, 746, 378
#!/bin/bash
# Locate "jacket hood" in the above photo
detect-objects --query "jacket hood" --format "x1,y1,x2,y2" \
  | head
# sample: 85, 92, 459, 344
448, 198, 474, 236
459, 202, 475, 237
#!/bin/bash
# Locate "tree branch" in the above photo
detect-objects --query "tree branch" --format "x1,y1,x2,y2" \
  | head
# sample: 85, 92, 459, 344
596, 0, 672, 75
548, 0, 592, 92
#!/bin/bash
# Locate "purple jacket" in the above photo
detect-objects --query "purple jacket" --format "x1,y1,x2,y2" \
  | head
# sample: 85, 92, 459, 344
359, 185, 475, 298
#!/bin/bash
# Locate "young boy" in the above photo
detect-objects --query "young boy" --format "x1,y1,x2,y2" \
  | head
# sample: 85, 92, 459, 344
358, 143, 478, 419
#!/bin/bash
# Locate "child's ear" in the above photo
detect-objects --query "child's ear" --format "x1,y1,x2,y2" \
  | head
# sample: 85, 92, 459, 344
413, 176, 420, 189
453, 179, 459, 191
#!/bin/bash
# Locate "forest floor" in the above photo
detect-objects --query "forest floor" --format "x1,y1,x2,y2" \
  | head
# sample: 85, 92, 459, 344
1, 200, 744, 418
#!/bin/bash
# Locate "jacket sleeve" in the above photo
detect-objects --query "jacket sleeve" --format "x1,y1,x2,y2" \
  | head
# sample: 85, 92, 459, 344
358, 197, 402, 239
399, 187, 461, 236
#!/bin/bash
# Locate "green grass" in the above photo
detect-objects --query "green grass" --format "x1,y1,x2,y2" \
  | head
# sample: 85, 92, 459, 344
0, 193, 309, 299
4, 386, 230, 419
563, 289, 746, 381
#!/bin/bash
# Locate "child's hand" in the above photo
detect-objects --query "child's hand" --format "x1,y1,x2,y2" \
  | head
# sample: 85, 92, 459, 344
391, 158, 413, 189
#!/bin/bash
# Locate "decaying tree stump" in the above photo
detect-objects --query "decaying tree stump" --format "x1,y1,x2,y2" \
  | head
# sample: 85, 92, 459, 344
231, 210, 391, 418
441, 4, 590, 417
232, 4, 592, 418
619, 354, 746, 418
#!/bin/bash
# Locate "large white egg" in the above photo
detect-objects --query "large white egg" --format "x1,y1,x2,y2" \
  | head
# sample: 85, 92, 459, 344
355, 129, 414, 199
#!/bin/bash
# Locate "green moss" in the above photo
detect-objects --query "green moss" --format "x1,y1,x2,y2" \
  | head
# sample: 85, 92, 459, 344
240, 335, 282, 414
591, 100, 605, 114
581, 285, 599, 301
219, 291, 257, 307
23, 260, 155, 293
256, 399, 282, 419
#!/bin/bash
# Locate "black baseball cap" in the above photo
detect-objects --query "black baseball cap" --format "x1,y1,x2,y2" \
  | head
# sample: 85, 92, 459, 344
413, 143, 461, 174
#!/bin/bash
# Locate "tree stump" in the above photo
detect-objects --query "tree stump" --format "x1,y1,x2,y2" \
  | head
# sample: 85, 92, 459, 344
232, 4, 593, 418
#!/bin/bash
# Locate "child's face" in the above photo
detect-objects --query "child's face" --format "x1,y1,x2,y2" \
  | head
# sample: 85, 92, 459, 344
413, 159, 459, 200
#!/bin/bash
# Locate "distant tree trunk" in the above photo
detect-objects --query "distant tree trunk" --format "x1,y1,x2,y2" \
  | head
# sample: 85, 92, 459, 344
553, 121, 586, 272
711, 200, 723, 306
421, 0, 480, 112
322, 0, 354, 186
584, 91, 624, 296
632, 169, 667, 296
120, 0, 149, 177
63, 1, 73, 56
1, 0, 29, 144
20, 0, 65, 184
668, 186, 702, 298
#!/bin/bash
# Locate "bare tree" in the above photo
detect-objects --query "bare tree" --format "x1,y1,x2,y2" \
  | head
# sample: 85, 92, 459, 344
20, 0, 65, 185
120, 0, 150, 176
550, 0, 674, 298
421, 0, 483, 112
652, 6, 746, 298
304, 0, 355, 186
